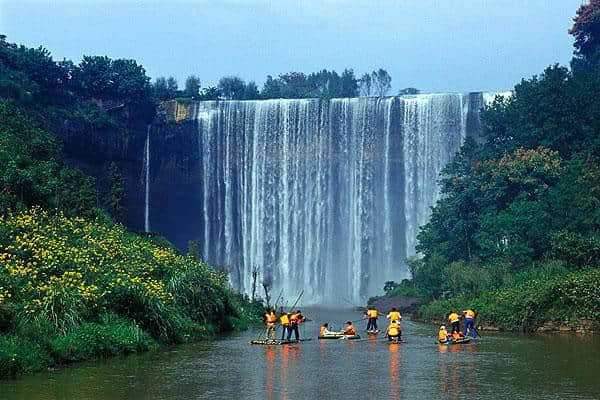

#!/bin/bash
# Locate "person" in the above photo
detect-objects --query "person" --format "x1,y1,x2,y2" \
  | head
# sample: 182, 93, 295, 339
463, 308, 476, 338
386, 320, 401, 342
320, 323, 332, 336
280, 312, 291, 340
287, 310, 305, 341
452, 330, 464, 340
387, 307, 402, 323
448, 311, 460, 334
343, 321, 356, 336
264, 308, 278, 339
365, 307, 379, 331
438, 325, 449, 342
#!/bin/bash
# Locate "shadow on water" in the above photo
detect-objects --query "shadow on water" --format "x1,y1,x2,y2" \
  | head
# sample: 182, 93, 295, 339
1, 308, 599, 400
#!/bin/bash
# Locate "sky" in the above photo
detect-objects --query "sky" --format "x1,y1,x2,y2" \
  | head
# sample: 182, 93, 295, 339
0, 0, 583, 93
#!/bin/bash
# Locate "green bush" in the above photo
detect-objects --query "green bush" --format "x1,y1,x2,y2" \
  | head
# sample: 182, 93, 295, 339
0, 335, 52, 377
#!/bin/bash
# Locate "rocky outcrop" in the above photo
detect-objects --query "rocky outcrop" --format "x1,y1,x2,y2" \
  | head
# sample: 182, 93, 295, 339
367, 295, 421, 314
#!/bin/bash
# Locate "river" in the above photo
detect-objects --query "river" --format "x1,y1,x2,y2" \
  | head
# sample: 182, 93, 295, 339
1, 308, 598, 399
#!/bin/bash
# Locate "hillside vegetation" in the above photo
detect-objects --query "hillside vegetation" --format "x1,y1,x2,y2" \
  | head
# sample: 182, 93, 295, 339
382, 3, 600, 333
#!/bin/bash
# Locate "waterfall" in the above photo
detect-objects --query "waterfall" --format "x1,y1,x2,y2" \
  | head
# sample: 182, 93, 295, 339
189, 93, 493, 303
143, 125, 151, 232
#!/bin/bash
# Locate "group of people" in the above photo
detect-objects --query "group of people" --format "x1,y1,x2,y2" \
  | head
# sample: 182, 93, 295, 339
264, 309, 306, 341
438, 309, 477, 341
318, 307, 402, 341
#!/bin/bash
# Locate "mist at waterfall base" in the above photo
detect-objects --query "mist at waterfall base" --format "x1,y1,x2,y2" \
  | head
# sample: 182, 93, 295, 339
145, 94, 496, 304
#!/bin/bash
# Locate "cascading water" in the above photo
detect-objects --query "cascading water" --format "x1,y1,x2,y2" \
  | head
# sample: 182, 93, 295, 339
153, 93, 499, 303
143, 125, 151, 232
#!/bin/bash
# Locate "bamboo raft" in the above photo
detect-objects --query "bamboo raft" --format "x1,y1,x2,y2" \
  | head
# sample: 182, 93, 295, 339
249, 338, 312, 345
439, 337, 472, 345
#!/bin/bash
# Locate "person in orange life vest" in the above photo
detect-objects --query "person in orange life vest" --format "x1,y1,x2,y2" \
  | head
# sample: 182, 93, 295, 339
451, 330, 465, 340
280, 313, 291, 340
287, 310, 305, 341
386, 320, 401, 341
264, 308, 278, 339
343, 321, 356, 336
463, 309, 476, 338
438, 325, 449, 342
448, 311, 460, 333
387, 307, 402, 323
320, 323, 332, 336
365, 307, 379, 331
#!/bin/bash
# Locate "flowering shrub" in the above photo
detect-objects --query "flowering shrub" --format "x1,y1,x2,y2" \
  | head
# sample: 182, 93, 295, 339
0, 208, 259, 377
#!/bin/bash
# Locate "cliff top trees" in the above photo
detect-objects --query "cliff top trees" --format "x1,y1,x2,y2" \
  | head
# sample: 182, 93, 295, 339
570, 0, 600, 57
357, 69, 392, 97
372, 68, 392, 97
184, 75, 200, 98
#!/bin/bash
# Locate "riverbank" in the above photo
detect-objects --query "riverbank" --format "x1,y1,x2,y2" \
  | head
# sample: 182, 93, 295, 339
414, 269, 599, 334
0, 208, 262, 378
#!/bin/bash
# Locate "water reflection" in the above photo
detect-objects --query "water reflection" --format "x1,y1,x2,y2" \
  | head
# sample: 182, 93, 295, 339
389, 343, 401, 398
264, 347, 275, 400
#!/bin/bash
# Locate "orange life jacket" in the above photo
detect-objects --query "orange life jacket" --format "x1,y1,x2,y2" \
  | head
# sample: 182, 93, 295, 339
290, 313, 303, 324
387, 322, 400, 336
344, 325, 356, 335
449, 313, 460, 323
452, 331, 461, 340
368, 309, 378, 318
280, 314, 290, 326
265, 312, 277, 323
388, 311, 401, 321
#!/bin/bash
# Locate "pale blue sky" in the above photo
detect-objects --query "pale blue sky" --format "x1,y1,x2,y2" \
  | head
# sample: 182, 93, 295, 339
0, 0, 582, 93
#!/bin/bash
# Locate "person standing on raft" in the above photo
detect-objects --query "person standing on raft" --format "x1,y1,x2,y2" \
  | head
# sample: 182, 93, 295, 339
463, 309, 476, 338
342, 321, 356, 336
448, 311, 460, 334
386, 320, 401, 341
287, 310, 306, 341
280, 312, 291, 340
365, 307, 379, 331
264, 309, 278, 339
386, 307, 402, 323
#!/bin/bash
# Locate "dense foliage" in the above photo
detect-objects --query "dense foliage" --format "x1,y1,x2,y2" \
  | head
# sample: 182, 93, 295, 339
0, 208, 259, 377
396, 7, 600, 332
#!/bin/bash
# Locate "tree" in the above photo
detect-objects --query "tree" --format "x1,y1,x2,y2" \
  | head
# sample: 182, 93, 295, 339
184, 75, 200, 98
262, 275, 273, 307
340, 69, 359, 98
166, 77, 178, 97
104, 161, 124, 219
243, 81, 260, 100
218, 76, 246, 100
261, 75, 281, 99
372, 68, 392, 97
200, 86, 221, 100
569, 0, 600, 57
75, 55, 113, 99
358, 73, 372, 96
152, 77, 169, 101
251, 265, 259, 302
110, 59, 152, 103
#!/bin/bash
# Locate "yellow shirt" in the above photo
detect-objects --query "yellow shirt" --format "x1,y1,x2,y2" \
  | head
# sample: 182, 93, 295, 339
387, 311, 401, 321
448, 313, 460, 323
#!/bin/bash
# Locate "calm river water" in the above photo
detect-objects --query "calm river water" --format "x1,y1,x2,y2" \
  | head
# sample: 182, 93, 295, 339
1, 308, 598, 399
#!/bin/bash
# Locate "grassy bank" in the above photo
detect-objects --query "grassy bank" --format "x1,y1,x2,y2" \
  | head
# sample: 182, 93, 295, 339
0, 208, 261, 378
418, 269, 600, 333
